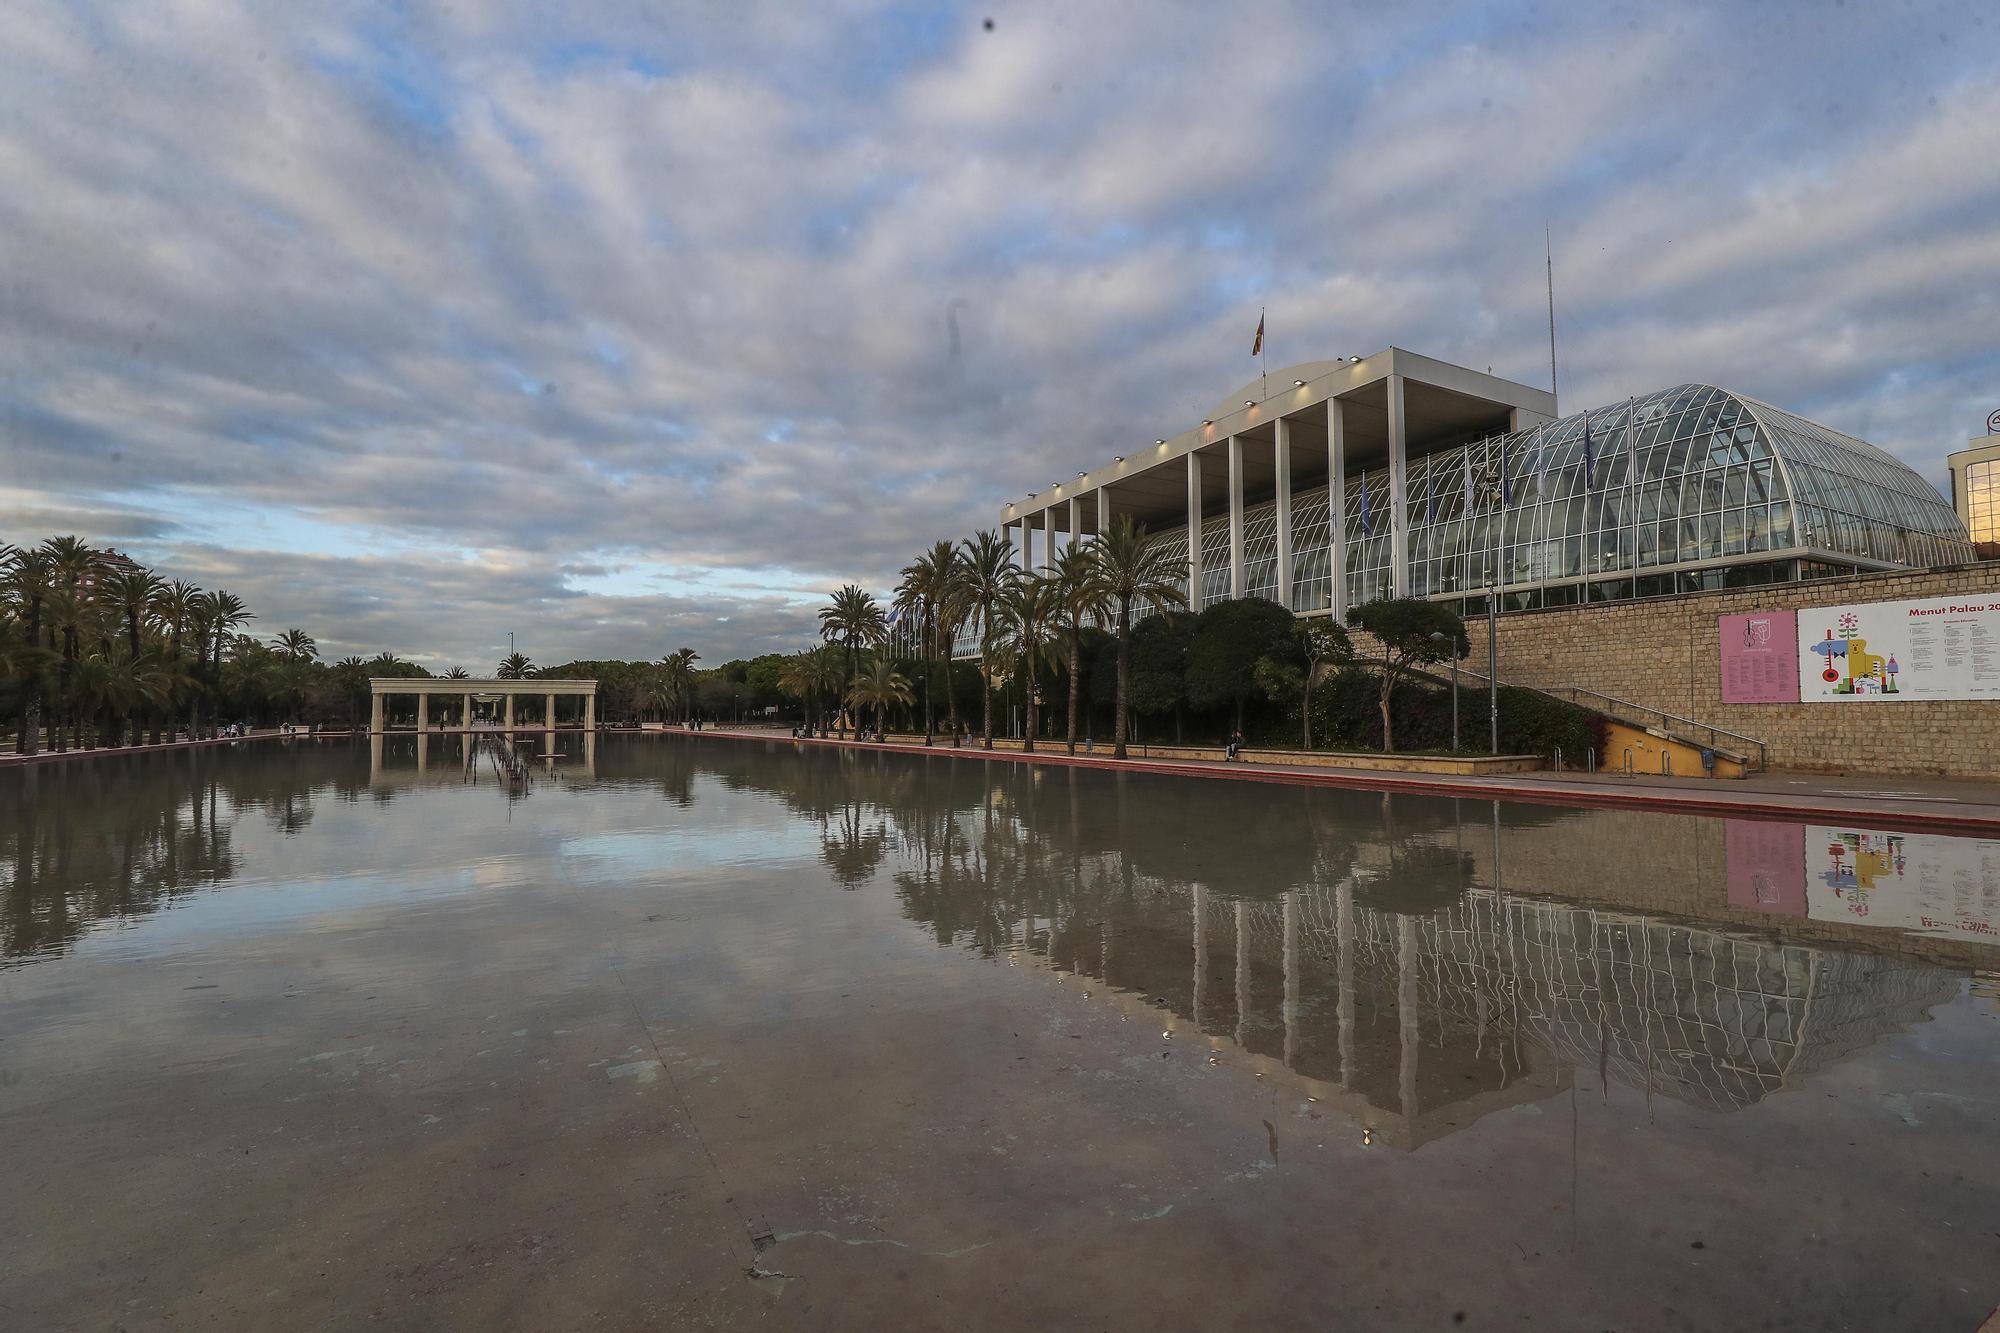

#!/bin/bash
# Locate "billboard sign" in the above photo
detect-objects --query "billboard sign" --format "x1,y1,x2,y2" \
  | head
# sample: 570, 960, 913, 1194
1718, 611, 1801, 703
1797, 593, 2000, 701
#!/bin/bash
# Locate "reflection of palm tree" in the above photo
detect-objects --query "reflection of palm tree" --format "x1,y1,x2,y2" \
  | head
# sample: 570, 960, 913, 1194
820, 799, 889, 889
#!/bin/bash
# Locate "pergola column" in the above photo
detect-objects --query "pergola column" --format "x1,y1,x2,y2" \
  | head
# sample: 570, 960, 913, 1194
584, 692, 596, 731
1388, 373, 1410, 598
370, 690, 385, 734
504, 693, 515, 729
545, 692, 556, 729
462, 692, 473, 729
1185, 451, 1205, 612
1329, 399, 1348, 620
1274, 417, 1294, 610
417, 692, 429, 732
1227, 434, 1245, 599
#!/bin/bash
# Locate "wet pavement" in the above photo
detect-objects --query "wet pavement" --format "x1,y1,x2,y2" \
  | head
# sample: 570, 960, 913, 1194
3, 734, 1998, 1330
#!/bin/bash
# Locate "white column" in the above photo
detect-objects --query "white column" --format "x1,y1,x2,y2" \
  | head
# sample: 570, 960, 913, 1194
1388, 373, 1410, 598
1043, 507, 1057, 576
1226, 434, 1245, 600
545, 692, 556, 730
1329, 400, 1348, 620
1018, 519, 1033, 577
370, 690, 385, 733
1274, 417, 1294, 611
584, 692, 595, 731
504, 693, 515, 729
1185, 452, 1205, 612
462, 692, 473, 730
1067, 497, 1081, 557
1095, 486, 1111, 543
417, 692, 429, 732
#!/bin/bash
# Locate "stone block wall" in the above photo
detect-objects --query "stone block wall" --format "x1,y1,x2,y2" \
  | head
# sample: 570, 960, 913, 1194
1479, 563, 2000, 777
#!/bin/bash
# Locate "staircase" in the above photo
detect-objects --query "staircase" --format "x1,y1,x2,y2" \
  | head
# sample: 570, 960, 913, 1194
1403, 662, 1768, 775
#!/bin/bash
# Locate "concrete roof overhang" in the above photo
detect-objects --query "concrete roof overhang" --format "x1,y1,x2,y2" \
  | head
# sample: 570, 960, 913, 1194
368, 678, 599, 694
1003, 348, 1557, 534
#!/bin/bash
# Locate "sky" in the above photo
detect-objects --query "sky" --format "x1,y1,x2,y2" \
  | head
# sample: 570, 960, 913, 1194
2, 1, 1997, 669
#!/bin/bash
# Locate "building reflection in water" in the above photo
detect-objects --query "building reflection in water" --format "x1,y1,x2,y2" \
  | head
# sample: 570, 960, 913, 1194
366, 730, 597, 788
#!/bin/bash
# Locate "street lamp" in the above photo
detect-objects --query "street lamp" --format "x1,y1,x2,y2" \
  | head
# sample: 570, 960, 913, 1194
1477, 470, 1502, 755
1429, 631, 1460, 751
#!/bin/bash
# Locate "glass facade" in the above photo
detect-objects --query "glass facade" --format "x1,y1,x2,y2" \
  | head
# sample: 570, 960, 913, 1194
1962, 457, 2000, 543
1162, 383, 1971, 617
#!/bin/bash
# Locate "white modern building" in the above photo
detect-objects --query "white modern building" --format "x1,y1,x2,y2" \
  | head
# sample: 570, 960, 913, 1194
991, 348, 1972, 627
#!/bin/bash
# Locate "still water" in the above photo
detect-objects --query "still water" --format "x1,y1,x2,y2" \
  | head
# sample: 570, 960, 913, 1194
3, 734, 1997, 1330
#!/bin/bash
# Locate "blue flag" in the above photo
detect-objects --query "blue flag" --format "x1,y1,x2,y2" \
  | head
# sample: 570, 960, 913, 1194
1359, 471, 1373, 536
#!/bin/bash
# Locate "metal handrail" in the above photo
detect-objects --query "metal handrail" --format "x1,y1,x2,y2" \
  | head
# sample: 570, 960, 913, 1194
1410, 661, 1768, 771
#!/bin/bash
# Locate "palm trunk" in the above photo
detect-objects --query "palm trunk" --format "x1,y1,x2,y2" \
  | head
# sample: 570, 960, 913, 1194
979, 630, 993, 749
1113, 598, 1132, 759
945, 638, 962, 746
17, 602, 43, 755
1065, 628, 1080, 755
922, 611, 935, 745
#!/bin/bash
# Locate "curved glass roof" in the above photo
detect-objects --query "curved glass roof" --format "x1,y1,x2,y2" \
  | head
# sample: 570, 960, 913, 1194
1182, 383, 1970, 612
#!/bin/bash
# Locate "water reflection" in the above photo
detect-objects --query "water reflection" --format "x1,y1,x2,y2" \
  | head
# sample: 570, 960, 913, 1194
4, 735, 1994, 1158
367, 730, 597, 788
667, 741, 1995, 1149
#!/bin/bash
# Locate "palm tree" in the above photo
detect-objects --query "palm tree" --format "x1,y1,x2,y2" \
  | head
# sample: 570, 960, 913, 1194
996, 575, 1062, 753
896, 542, 959, 745
149, 578, 201, 742
102, 566, 163, 657
496, 651, 535, 680
194, 590, 252, 738
1050, 539, 1112, 754
953, 530, 1017, 750
658, 647, 700, 722
443, 666, 470, 679
846, 655, 913, 738
3, 545, 54, 753
817, 584, 886, 738
42, 537, 100, 748
272, 628, 318, 662
1093, 517, 1189, 758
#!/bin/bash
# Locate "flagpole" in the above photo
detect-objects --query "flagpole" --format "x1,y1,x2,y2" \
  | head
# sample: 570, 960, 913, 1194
1545, 223, 1559, 414
1259, 306, 1268, 402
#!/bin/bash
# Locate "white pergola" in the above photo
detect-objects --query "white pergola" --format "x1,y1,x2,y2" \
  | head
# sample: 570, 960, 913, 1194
368, 677, 597, 732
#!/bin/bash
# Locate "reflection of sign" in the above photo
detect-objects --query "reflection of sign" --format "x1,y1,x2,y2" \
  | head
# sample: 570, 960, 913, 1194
1725, 819, 1805, 914
1805, 825, 2000, 942
1798, 594, 2000, 701
1718, 612, 1800, 703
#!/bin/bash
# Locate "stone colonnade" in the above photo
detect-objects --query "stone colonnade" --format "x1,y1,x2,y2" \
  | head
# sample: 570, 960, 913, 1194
367, 678, 598, 734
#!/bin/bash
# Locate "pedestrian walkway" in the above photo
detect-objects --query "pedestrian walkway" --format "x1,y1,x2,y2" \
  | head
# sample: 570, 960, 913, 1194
697, 726, 2000, 836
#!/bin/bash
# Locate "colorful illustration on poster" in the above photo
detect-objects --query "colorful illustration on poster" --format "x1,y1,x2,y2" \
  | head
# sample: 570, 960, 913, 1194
1796, 593, 2000, 701
1805, 825, 2000, 942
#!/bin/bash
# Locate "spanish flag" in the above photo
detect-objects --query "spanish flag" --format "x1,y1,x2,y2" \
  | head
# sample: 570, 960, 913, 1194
1251, 311, 1264, 358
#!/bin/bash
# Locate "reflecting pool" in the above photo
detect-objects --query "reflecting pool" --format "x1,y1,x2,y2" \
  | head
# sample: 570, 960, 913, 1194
3, 735, 1997, 1329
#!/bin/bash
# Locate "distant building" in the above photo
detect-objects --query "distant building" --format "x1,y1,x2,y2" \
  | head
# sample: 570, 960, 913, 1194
1946, 432, 2000, 557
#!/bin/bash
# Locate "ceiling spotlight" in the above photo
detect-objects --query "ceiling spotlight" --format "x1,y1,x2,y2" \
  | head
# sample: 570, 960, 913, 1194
1115, 455, 1125, 463
1245, 399, 1256, 407
1078, 472, 1087, 479
1349, 355, 1363, 362
1293, 379, 1306, 388
1202, 419, 1213, 427
1154, 438, 1165, 445
1027, 492, 1036, 499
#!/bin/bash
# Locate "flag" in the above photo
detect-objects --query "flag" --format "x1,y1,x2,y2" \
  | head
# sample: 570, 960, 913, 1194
1359, 471, 1373, 535
1581, 410, 1594, 488
886, 603, 904, 630
1251, 311, 1264, 358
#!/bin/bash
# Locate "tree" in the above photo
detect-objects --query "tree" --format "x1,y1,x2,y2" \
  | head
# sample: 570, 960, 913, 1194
1297, 618, 1354, 750
443, 666, 470, 679
1344, 598, 1469, 753
896, 542, 959, 745
272, 628, 318, 663
659, 647, 701, 722
1092, 517, 1188, 758
845, 654, 913, 737
817, 584, 886, 738
3, 546, 54, 753
996, 575, 1062, 753
1050, 539, 1111, 754
1185, 597, 1301, 734
952, 530, 1017, 750
496, 651, 535, 679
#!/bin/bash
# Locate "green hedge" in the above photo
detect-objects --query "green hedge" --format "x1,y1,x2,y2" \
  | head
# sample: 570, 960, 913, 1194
1302, 667, 1605, 759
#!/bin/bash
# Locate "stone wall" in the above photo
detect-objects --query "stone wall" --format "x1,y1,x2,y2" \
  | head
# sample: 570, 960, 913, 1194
1481, 562, 2000, 777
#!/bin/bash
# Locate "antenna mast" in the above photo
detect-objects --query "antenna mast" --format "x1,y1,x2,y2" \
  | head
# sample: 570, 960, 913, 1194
1545, 222, 1559, 414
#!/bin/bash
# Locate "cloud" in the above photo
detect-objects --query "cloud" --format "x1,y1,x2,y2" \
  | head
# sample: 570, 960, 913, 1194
1, 0, 1995, 663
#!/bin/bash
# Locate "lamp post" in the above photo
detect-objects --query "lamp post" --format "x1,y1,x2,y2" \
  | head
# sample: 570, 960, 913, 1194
1479, 469, 1501, 755
1429, 631, 1460, 752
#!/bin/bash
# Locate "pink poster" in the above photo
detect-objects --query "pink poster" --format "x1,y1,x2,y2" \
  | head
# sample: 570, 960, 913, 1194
1725, 819, 1806, 916
1718, 611, 1800, 703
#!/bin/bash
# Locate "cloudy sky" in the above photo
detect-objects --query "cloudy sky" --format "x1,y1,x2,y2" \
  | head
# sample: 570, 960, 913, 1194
3, 1, 1996, 668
